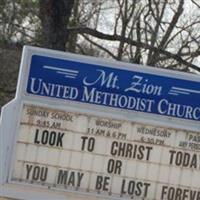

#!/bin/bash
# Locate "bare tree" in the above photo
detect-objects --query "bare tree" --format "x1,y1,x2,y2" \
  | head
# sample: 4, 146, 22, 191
69, 0, 200, 72
1, 0, 200, 72
1, 0, 200, 110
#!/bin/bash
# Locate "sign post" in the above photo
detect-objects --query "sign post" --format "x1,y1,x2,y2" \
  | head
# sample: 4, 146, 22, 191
0, 46, 200, 200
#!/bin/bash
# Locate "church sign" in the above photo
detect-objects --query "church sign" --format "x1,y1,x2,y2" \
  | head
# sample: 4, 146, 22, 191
27, 54, 200, 121
0, 46, 200, 200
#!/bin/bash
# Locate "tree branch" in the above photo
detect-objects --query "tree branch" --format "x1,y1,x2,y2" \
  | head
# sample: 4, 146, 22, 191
191, 0, 200, 8
148, 0, 184, 66
68, 27, 200, 72
82, 34, 118, 59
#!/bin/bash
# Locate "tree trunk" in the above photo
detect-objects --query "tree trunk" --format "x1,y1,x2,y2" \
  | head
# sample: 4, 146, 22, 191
39, 0, 74, 51
67, 0, 79, 53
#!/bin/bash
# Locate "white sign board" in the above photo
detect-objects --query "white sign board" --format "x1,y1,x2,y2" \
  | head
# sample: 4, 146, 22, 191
9, 103, 200, 199
0, 46, 200, 200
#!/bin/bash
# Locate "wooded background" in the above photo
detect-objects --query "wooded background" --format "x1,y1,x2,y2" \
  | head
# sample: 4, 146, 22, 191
0, 0, 200, 108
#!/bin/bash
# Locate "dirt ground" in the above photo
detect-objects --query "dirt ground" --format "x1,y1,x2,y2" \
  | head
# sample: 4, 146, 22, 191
0, 47, 21, 112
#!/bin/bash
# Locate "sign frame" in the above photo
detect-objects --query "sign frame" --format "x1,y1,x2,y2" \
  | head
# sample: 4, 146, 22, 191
1, 45, 200, 200
5, 99, 200, 200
